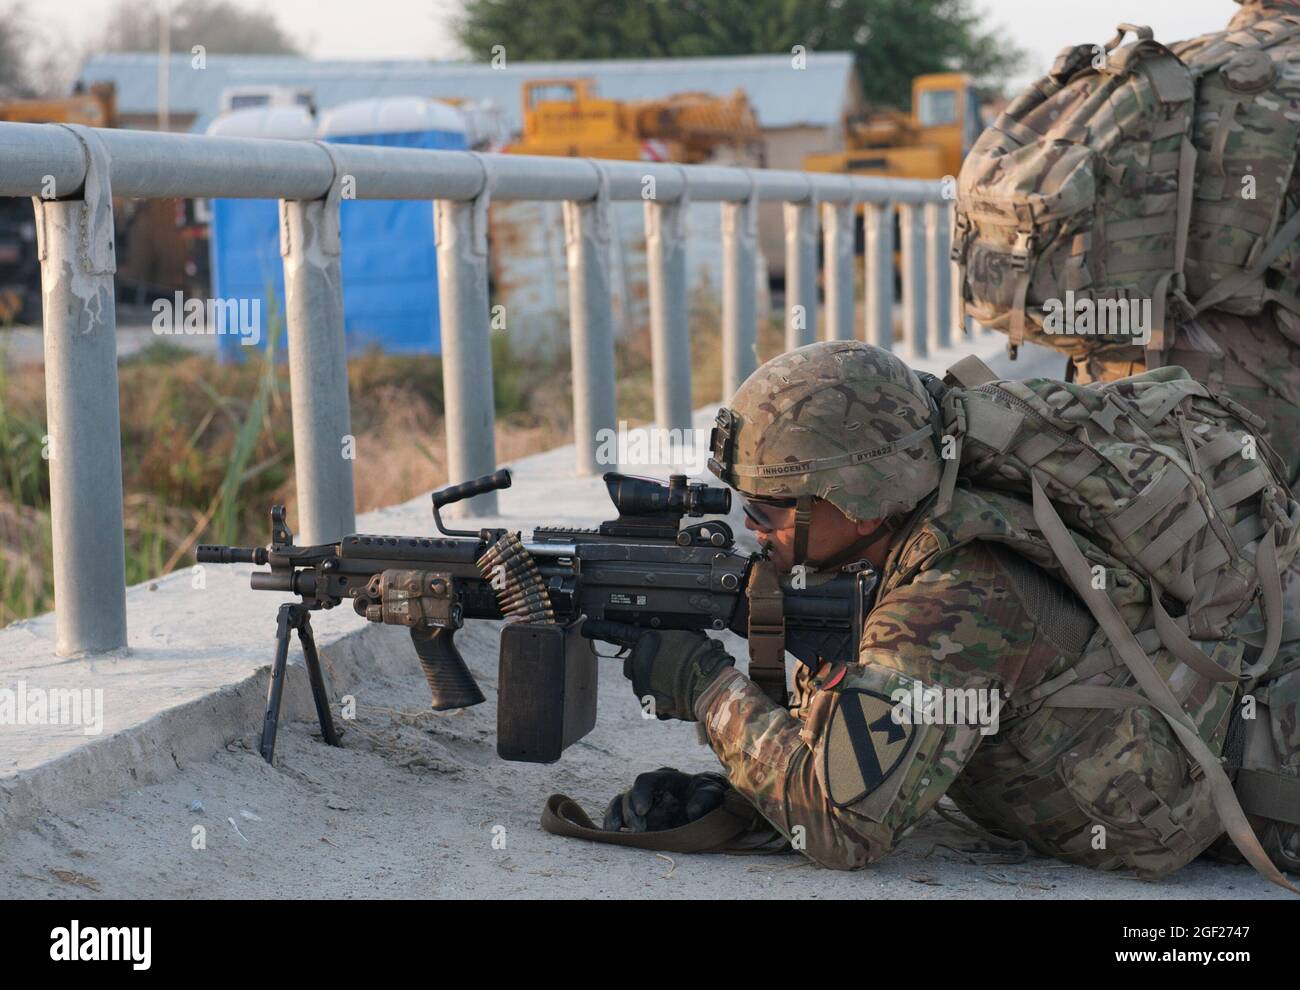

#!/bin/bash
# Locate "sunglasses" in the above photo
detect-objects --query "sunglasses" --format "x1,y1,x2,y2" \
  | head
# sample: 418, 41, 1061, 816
741, 495, 801, 531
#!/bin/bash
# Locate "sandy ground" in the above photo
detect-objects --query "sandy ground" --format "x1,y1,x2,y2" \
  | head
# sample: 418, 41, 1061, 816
0, 617, 1285, 900
0, 340, 1288, 900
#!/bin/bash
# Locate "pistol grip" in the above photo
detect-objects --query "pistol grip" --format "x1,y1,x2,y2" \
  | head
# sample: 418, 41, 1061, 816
410, 625, 486, 710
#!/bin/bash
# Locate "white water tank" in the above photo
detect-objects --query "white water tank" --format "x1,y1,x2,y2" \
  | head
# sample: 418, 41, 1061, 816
317, 96, 466, 139
205, 105, 315, 140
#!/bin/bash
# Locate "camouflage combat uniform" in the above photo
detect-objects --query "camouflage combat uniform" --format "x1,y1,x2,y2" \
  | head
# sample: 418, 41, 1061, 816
695, 491, 1233, 875
696, 342, 1242, 876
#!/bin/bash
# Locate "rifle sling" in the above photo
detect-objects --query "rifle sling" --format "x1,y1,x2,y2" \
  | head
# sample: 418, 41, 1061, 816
539, 790, 766, 853
747, 557, 789, 706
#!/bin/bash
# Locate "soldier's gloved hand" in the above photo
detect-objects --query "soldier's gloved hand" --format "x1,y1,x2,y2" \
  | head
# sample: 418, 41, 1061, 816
580, 619, 735, 721
603, 767, 731, 832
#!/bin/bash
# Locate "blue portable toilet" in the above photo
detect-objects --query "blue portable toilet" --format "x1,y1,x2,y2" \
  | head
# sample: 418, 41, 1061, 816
319, 97, 470, 356
208, 97, 470, 359
207, 106, 315, 360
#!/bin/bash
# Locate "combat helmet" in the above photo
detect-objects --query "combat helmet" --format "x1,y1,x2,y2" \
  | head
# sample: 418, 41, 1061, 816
707, 341, 944, 566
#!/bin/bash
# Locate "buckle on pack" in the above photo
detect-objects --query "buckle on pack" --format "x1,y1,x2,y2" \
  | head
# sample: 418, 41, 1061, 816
1010, 202, 1037, 271
1011, 230, 1036, 272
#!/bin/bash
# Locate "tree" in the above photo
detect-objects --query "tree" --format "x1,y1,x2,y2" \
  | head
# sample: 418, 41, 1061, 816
453, 0, 1023, 109
0, 2, 31, 95
100, 0, 303, 56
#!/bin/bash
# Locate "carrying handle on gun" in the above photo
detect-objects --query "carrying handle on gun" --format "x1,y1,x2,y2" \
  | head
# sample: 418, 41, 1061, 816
433, 469, 512, 509
431, 469, 513, 538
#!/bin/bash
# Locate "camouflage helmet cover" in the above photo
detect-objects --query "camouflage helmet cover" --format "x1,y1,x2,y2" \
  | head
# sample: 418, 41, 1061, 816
707, 341, 943, 522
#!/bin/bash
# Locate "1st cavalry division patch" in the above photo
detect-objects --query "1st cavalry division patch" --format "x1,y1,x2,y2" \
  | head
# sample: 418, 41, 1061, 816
824, 688, 916, 808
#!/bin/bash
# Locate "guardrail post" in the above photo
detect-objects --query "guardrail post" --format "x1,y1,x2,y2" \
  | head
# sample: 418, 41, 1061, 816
436, 178, 500, 518
900, 203, 929, 360
563, 165, 617, 475
36, 124, 127, 655
721, 189, 759, 399
864, 201, 895, 350
783, 199, 818, 349
280, 152, 356, 545
822, 201, 856, 342
645, 186, 692, 431
924, 201, 952, 353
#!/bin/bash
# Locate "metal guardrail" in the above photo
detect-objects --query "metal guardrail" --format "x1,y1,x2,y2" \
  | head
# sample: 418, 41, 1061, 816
0, 121, 985, 657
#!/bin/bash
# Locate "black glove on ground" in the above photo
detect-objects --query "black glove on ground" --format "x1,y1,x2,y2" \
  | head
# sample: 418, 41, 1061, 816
603, 767, 732, 832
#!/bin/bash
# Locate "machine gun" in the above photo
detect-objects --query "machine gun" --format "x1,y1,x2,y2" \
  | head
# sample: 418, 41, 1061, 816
196, 470, 877, 764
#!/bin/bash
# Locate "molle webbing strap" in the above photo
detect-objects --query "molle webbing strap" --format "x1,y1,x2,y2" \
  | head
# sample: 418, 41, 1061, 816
1149, 585, 1241, 683
1213, 464, 1270, 510
539, 790, 766, 853
1135, 502, 1207, 575
1016, 431, 1065, 467
1199, 429, 1254, 470
1231, 513, 1268, 549
934, 394, 966, 515
1236, 769, 1300, 828
1246, 531, 1283, 680
1010, 266, 1032, 352
1107, 214, 1178, 241
1165, 349, 1266, 389
746, 558, 789, 706
1029, 475, 1297, 894
1194, 203, 1274, 238
1109, 468, 1189, 541
729, 425, 935, 480
943, 355, 999, 387
1056, 449, 1104, 489
1151, 116, 1190, 140
1202, 99, 1240, 197
1020, 647, 1120, 704
1192, 205, 1300, 315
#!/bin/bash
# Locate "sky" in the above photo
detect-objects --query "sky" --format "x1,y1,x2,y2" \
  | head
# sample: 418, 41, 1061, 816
32, 0, 1233, 87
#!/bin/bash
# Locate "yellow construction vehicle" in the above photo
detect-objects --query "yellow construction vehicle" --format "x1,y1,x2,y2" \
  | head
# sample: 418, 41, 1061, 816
804, 72, 983, 180
0, 80, 118, 128
0, 83, 119, 322
507, 78, 761, 163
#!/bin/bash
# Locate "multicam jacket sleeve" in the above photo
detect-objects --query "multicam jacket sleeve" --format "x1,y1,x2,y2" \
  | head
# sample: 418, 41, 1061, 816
694, 541, 1055, 870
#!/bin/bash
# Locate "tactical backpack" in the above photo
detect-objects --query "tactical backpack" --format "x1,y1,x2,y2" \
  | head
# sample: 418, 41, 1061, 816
953, 15, 1300, 363
928, 355, 1300, 890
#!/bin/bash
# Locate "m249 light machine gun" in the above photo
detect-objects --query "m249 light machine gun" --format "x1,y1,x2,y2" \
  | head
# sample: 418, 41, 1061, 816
196, 470, 878, 764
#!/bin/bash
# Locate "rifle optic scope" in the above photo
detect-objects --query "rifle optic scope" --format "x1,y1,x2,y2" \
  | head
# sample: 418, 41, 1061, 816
603, 473, 731, 517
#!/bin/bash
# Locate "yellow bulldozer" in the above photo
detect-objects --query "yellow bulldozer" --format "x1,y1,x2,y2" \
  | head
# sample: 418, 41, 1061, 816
507, 78, 762, 163
803, 72, 984, 181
